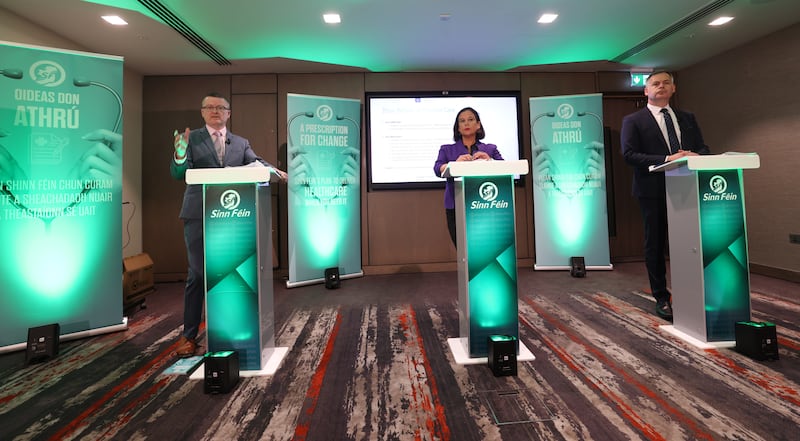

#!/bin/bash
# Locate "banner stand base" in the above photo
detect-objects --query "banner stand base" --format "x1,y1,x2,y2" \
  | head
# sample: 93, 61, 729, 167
447, 337, 535, 365
534, 264, 614, 271
286, 270, 364, 289
660, 325, 735, 349
189, 346, 289, 379
0, 317, 129, 355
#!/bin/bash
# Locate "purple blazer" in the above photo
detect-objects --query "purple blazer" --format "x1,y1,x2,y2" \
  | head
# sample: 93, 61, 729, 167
433, 140, 504, 209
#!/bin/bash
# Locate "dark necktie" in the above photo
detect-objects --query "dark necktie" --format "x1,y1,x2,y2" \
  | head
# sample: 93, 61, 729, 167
660, 108, 681, 153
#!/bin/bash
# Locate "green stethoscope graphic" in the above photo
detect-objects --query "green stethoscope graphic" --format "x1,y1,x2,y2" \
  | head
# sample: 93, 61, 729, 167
1, 67, 121, 228
287, 111, 358, 207
530, 110, 603, 199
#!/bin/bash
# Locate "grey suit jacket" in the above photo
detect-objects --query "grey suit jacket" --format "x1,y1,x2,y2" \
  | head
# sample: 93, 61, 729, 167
170, 127, 270, 219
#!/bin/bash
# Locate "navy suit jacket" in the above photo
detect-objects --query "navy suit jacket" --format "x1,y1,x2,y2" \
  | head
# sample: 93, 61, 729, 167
170, 127, 270, 219
621, 107, 710, 198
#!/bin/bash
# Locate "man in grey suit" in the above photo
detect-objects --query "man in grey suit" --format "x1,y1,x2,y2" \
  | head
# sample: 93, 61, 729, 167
621, 71, 710, 320
170, 92, 286, 357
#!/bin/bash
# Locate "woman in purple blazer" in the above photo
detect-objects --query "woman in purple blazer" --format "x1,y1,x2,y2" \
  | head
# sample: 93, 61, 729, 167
433, 107, 503, 247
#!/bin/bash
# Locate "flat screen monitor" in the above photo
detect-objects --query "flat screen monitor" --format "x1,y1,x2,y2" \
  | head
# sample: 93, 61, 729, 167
366, 92, 523, 190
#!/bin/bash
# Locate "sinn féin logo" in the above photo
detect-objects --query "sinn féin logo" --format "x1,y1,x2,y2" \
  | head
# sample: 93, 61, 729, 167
210, 189, 252, 218
220, 190, 241, 210
316, 104, 334, 122
702, 174, 738, 202
29, 60, 66, 87
479, 182, 499, 202
709, 175, 728, 194
470, 182, 510, 209
556, 103, 575, 120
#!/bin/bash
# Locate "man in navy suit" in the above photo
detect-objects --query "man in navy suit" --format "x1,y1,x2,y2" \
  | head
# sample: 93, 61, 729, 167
621, 71, 710, 320
170, 92, 287, 357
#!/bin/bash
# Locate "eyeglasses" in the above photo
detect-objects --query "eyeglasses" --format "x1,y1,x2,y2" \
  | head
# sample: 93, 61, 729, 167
202, 105, 230, 112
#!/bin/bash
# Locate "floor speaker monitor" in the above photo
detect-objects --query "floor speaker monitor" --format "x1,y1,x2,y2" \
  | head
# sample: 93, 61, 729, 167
325, 267, 340, 289
735, 321, 779, 361
26, 323, 60, 365
570, 256, 586, 278
204, 351, 240, 394
488, 334, 517, 377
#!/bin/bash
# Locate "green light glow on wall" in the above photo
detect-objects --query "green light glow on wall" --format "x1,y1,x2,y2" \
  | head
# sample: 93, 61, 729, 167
300, 208, 345, 261
15, 223, 87, 298
552, 198, 589, 245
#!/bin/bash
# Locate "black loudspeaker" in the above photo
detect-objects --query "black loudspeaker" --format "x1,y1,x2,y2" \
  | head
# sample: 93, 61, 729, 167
735, 321, 779, 361
26, 323, 60, 365
570, 256, 586, 278
204, 351, 240, 394
488, 335, 517, 377
324, 267, 340, 289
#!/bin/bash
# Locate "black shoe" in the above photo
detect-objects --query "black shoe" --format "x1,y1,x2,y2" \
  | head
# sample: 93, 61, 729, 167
655, 300, 673, 320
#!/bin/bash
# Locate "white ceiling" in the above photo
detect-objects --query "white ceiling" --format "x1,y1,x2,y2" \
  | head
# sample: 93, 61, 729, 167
1, 0, 799, 76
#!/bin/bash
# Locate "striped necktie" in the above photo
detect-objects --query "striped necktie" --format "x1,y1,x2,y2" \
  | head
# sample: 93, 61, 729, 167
213, 131, 225, 163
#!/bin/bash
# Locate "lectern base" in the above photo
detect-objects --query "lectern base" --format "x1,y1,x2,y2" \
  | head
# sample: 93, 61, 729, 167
660, 325, 736, 349
447, 338, 535, 365
190, 346, 289, 380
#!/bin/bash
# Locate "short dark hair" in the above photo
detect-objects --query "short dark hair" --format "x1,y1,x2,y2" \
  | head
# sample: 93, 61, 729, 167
452, 107, 486, 142
646, 71, 674, 84
202, 92, 230, 107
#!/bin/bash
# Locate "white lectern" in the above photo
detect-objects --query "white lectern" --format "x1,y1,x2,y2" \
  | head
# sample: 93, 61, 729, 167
186, 166, 287, 373
650, 153, 760, 347
443, 160, 535, 364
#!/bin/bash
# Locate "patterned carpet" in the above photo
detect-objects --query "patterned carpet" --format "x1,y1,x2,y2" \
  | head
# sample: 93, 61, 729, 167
1, 263, 798, 440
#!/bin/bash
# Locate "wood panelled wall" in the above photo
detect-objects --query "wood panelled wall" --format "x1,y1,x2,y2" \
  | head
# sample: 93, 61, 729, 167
143, 71, 648, 280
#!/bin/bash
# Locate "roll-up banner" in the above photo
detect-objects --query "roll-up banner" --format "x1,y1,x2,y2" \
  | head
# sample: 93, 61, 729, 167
0, 41, 124, 350
286, 93, 362, 287
529, 93, 612, 270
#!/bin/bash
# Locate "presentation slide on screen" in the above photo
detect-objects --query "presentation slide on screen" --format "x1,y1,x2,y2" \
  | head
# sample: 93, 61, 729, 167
368, 95, 520, 186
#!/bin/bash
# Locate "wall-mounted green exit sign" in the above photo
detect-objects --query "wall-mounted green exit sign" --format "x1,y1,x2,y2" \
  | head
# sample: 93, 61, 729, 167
630, 72, 650, 87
